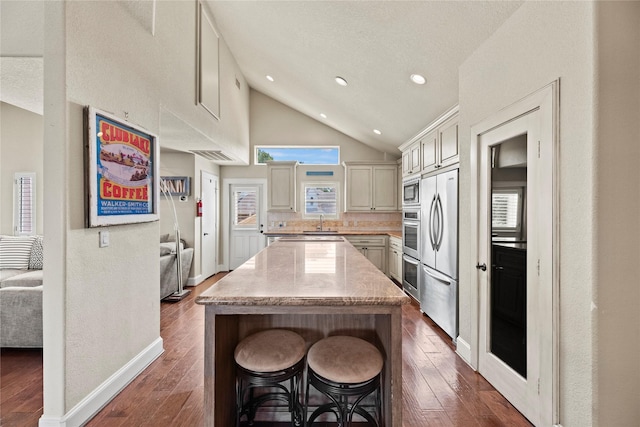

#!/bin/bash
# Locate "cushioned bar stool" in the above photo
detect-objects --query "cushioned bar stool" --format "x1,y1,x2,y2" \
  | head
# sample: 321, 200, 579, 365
304, 335, 384, 427
234, 329, 306, 427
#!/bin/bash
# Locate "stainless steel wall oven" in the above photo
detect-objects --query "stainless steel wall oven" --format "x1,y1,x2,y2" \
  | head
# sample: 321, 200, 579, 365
402, 208, 420, 260
402, 254, 420, 301
402, 207, 421, 301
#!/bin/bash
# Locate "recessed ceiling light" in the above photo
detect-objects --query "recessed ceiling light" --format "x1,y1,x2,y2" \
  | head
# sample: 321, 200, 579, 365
320, 113, 327, 119
410, 74, 426, 85
334, 76, 348, 86
266, 75, 274, 82
373, 129, 382, 135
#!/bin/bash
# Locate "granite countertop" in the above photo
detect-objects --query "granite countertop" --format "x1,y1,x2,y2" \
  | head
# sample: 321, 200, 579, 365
264, 230, 402, 238
196, 236, 410, 307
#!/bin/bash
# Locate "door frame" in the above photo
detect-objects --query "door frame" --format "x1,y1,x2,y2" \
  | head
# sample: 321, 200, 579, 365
469, 81, 559, 425
200, 170, 218, 280
221, 178, 267, 271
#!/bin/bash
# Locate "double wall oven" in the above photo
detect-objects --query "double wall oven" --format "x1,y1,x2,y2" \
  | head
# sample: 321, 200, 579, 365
402, 177, 421, 301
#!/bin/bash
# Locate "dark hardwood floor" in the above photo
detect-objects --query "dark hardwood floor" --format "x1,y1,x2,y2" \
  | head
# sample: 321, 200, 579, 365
1, 272, 532, 426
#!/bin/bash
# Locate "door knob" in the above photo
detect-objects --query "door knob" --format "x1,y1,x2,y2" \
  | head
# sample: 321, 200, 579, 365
475, 263, 487, 271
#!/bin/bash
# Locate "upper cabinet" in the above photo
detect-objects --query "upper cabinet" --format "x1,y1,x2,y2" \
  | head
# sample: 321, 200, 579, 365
399, 106, 459, 177
267, 161, 297, 211
401, 141, 421, 177
344, 162, 398, 212
428, 114, 459, 173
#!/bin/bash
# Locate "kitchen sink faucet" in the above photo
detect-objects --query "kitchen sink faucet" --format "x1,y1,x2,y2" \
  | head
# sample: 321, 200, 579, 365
317, 214, 324, 231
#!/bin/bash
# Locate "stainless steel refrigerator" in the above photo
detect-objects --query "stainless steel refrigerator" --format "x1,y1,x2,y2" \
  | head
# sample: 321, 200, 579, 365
420, 169, 458, 339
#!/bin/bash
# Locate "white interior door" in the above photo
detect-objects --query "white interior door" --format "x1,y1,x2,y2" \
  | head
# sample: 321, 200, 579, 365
477, 106, 554, 427
229, 183, 265, 270
201, 171, 217, 280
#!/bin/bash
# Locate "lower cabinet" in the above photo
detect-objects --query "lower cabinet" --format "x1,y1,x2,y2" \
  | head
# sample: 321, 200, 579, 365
345, 235, 387, 274
388, 236, 402, 282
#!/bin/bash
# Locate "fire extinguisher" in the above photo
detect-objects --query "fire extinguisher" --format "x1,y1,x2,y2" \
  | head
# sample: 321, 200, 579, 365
196, 198, 203, 217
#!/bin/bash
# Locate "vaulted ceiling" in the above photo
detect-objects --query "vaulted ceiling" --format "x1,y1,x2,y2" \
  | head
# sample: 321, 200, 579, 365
1, 1, 524, 157
205, 1, 523, 155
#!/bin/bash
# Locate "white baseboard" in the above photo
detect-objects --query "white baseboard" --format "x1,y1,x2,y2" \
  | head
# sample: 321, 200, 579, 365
39, 338, 164, 427
455, 335, 472, 367
186, 274, 202, 287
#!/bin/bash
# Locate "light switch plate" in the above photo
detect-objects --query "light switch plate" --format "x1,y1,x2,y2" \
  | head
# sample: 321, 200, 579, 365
99, 230, 110, 248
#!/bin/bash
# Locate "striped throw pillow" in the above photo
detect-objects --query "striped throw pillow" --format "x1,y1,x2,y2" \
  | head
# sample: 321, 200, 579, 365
0, 236, 36, 270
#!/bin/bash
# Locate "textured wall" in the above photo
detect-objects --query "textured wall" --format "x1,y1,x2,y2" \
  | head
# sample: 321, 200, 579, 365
42, 0, 249, 414
459, 2, 596, 425
0, 102, 44, 235
593, 2, 640, 425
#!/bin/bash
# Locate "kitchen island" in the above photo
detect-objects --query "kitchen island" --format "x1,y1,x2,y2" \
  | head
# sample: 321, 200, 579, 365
196, 236, 410, 426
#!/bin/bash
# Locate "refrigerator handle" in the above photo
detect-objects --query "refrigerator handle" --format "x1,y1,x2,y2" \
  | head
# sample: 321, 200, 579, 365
436, 194, 444, 251
402, 254, 420, 265
428, 195, 437, 250
422, 264, 453, 285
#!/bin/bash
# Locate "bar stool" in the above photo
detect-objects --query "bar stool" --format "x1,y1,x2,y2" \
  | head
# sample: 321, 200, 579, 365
234, 329, 306, 427
304, 335, 384, 427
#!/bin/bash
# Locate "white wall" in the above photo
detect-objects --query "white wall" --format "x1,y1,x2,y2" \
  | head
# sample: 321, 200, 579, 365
0, 102, 44, 235
222, 89, 392, 181
593, 2, 640, 425
459, 1, 640, 425
42, 0, 248, 420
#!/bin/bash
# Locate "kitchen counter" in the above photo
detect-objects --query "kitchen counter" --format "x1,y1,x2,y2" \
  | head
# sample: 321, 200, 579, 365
196, 236, 409, 426
264, 229, 402, 238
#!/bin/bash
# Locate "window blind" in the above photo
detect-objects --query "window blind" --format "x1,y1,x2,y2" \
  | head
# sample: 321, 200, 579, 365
14, 173, 35, 236
492, 191, 520, 230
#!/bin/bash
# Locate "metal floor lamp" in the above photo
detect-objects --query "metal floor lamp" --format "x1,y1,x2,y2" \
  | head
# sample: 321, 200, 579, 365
161, 182, 191, 302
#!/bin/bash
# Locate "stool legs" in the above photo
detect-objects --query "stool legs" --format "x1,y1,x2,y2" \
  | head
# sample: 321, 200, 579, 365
304, 367, 382, 427
236, 358, 305, 426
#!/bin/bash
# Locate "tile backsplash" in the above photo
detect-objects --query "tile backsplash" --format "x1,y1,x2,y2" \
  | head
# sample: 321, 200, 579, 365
266, 211, 401, 233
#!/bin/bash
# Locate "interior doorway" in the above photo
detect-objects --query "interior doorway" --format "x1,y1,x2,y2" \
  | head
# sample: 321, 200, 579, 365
470, 82, 558, 427
200, 171, 218, 280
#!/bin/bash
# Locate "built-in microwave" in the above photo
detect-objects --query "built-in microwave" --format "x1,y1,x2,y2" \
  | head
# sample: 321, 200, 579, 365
403, 178, 420, 206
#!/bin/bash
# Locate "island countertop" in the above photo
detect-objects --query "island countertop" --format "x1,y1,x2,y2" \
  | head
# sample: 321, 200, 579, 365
196, 236, 410, 307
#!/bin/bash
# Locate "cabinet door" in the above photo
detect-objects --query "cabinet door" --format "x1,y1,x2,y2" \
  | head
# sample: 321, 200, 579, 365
439, 118, 459, 168
421, 130, 438, 173
267, 164, 295, 211
345, 166, 372, 211
401, 150, 412, 176
409, 142, 421, 173
372, 165, 397, 211
365, 246, 386, 273
388, 246, 401, 280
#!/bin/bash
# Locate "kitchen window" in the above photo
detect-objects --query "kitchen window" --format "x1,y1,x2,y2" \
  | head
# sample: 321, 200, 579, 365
303, 183, 338, 218
255, 146, 339, 165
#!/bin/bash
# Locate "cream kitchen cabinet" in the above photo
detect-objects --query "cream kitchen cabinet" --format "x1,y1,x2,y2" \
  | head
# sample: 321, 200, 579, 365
422, 113, 459, 174
401, 140, 421, 177
345, 235, 387, 274
343, 162, 398, 212
388, 236, 402, 282
399, 105, 459, 176
267, 161, 297, 211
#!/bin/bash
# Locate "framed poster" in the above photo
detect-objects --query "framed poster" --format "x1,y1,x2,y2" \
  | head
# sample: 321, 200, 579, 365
84, 106, 160, 227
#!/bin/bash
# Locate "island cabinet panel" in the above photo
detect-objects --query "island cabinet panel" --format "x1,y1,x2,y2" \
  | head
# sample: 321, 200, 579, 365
197, 237, 409, 427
